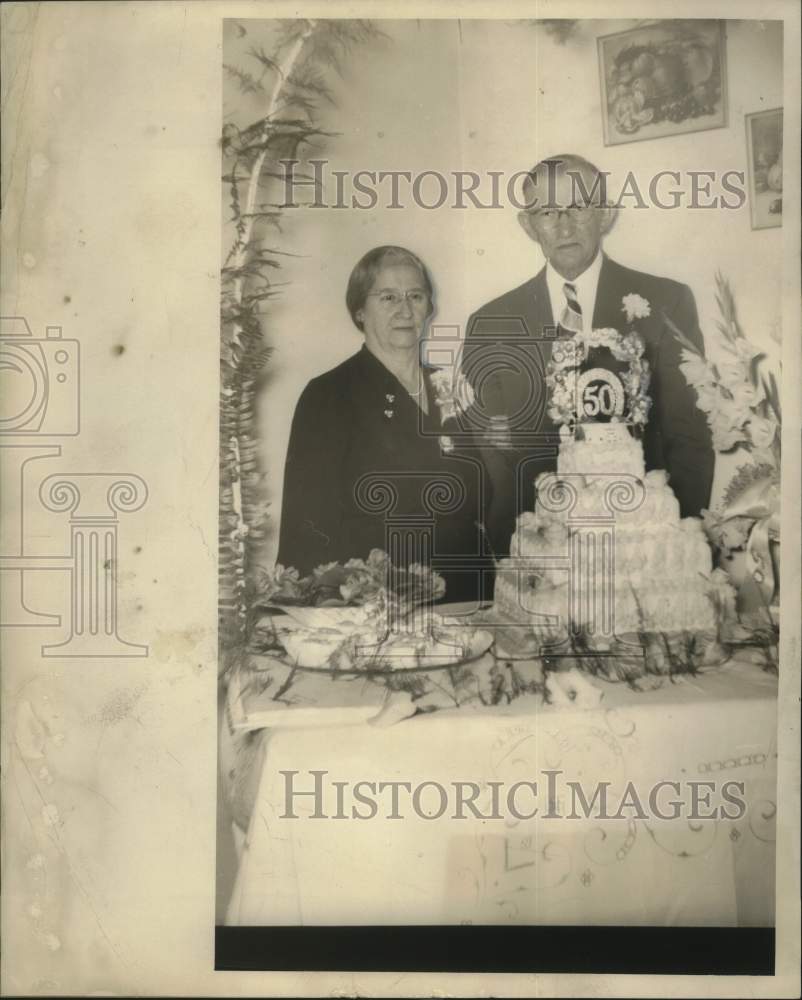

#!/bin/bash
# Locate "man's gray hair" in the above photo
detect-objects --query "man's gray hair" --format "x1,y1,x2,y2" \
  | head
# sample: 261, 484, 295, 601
523, 153, 609, 209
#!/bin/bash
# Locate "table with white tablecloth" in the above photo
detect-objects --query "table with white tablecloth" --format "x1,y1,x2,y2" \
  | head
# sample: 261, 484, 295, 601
226, 656, 777, 928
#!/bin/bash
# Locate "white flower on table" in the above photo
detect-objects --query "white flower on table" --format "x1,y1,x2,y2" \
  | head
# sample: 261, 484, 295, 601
622, 293, 651, 323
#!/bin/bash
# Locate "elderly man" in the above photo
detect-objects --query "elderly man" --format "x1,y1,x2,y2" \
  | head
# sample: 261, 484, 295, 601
463, 153, 713, 557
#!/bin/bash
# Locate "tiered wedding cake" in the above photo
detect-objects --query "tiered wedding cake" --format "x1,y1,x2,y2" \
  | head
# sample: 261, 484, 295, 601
492, 324, 732, 662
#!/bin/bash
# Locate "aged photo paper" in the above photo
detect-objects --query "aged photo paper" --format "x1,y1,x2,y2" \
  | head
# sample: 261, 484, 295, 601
2, 1, 800, 997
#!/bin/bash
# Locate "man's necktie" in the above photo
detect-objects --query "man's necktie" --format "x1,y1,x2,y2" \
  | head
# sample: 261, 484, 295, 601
558, 281, 583, 336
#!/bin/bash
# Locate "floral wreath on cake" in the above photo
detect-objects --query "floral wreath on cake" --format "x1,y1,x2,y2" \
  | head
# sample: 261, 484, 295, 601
546, 296, 652, 429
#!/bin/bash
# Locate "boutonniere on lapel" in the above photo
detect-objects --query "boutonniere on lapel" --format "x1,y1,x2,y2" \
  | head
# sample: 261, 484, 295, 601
621, 293, 651, 324
429, 368, 476, 453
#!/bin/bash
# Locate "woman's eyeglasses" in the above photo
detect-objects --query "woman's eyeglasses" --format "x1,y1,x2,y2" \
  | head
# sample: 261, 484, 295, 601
367, 289, 430, 308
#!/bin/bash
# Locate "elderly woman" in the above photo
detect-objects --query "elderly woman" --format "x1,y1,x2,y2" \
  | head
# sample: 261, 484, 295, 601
277, 245, 490, 603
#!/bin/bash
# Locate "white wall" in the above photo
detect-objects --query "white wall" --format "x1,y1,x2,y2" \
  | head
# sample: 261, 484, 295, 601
222, 18, 785, 564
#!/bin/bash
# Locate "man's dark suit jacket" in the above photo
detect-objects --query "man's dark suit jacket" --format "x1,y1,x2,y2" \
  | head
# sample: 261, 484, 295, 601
463, 254, 714, 556
278, 345, 491, 603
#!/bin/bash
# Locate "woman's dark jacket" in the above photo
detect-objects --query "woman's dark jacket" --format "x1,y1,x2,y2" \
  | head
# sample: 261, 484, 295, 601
277, 346, 492, 603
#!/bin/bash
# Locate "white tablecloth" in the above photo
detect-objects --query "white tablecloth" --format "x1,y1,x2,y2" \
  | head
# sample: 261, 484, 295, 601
227, 657, 777, 927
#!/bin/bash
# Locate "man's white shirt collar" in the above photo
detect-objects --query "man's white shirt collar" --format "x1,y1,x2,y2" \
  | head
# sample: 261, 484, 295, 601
545, 252, 603, 331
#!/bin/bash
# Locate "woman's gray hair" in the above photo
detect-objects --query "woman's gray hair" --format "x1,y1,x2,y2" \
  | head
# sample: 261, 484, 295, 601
346, 245, 434, 332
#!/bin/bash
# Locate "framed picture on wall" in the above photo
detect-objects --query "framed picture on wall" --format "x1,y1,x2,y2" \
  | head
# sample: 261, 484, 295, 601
598, 19, 728, 146
746, 107, 783, 229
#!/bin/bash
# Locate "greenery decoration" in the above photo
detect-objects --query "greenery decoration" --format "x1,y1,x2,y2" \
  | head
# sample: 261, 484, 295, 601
667, 273, 781, 610
219, 19, 384, 672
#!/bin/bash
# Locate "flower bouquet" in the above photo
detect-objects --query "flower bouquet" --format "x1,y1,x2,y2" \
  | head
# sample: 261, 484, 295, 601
668, 273, 780, 628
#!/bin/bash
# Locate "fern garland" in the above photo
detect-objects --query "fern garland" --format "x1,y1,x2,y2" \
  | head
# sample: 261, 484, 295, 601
219, 20, 384, 667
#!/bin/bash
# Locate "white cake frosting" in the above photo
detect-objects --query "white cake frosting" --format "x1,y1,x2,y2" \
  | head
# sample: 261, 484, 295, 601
557, 421, 646, 478
494, 422, 727, 646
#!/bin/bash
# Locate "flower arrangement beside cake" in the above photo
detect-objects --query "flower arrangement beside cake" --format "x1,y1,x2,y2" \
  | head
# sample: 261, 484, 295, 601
668, 273, 780, 634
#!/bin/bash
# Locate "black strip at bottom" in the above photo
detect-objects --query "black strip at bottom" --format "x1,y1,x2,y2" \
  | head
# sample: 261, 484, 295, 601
215, 925, 775, 974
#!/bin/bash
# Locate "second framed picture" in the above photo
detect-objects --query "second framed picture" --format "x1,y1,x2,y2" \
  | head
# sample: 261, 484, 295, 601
746, 108, 783, 229
598, 19, 728, 146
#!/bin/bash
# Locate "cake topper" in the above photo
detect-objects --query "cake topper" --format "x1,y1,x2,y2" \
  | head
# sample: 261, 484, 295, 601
546, 320, 652, 430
